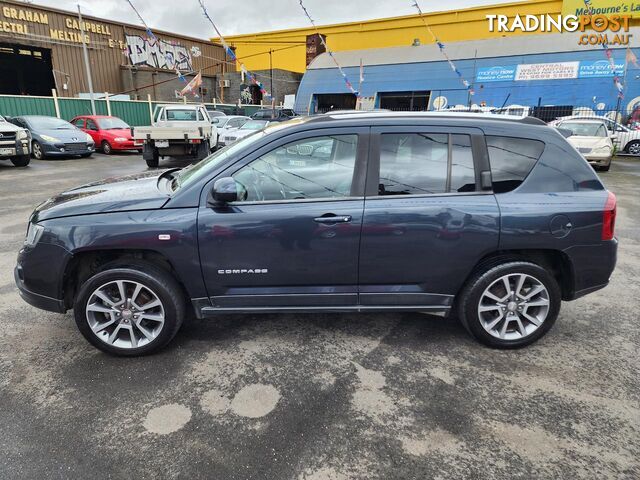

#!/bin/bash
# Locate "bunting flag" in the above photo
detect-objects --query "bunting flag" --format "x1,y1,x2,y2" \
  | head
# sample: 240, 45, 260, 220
197, 0, 269, 96
581, 0, 624, 98
298, 0, 358, 95
627, 46, 639, 68
411, 1, 474, 95
180, 71, 203, 97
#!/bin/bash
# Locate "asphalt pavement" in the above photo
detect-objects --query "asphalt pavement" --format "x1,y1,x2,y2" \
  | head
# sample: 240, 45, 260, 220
0, 152, 638, 479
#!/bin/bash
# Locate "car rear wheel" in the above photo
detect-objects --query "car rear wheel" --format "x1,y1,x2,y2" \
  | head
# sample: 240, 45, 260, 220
101, 140, 113, 155
74, 264, 185, 356
457, 261, 561, 348
626, 140, 640, 156
31, 141, 44, 160
11, 155, 30, 167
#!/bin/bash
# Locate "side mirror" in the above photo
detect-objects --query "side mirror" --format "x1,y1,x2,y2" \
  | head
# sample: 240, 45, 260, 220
210, 177, 244, 204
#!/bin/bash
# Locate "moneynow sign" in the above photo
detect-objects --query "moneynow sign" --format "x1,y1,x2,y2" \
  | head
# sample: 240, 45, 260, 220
476, 60, 626, 82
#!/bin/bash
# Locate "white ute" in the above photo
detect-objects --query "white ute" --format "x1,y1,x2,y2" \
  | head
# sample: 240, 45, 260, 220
133, 104, 217, 168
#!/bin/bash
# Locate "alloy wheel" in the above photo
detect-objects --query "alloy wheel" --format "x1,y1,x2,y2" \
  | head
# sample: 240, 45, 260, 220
477, 273, 550, 340
32, 142, 43, 159
628, 142, 640, 155
85, 280, 165, 349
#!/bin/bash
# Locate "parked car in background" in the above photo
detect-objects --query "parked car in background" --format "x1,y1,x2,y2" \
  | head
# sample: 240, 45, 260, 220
251, 108, 296, 121
10, 115, 94, 160
15, 112, 617, 355
70, 115, 140, 155
205, 107, 226, 120
213, 115, 250, 147
551, 115, 640, 155
0, 115, 31, 167
132, 104, 216, 167
220, 119, 269, 145
556, 119, 613, 171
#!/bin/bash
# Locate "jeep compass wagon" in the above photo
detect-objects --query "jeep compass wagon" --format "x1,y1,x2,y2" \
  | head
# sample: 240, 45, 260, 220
15, 113, 618, 356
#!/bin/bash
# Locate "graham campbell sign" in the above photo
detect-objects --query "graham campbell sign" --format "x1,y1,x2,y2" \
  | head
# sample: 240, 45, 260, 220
476, 59, 626, 82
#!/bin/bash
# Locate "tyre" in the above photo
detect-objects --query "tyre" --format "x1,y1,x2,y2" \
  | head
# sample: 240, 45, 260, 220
145, 147, 159, 168
74, 263, 185, 356
626, 140, 640, 156
11, 155, 30, 167
457, 261, 561, 349
101, 140, 113, 155
31, 141, 44, 160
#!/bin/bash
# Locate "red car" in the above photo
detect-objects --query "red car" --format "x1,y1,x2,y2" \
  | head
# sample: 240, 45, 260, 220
70, 115, 141, 154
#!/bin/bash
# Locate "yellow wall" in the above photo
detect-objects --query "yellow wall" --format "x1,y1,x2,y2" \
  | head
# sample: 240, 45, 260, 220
217, 0, 565, 73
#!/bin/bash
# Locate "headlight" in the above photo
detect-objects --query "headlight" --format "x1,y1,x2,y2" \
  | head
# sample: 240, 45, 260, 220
24, 223, 44, 247
114, 137, 127, 142
17, 129, 29, 140
85, 133, 93, 142
41, 134, 60, 143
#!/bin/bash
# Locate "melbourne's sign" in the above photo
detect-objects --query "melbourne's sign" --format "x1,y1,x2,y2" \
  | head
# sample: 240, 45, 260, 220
562, 0, 640, 18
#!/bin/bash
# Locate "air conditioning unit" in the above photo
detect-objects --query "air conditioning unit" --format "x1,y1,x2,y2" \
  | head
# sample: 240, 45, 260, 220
219, 79, 230, 88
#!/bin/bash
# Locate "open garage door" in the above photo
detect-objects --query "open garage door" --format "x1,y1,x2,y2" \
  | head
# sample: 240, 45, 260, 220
0, 43, 55, 96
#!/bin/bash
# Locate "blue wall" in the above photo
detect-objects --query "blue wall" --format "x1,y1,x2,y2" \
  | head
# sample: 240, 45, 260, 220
295, 47, 640, 114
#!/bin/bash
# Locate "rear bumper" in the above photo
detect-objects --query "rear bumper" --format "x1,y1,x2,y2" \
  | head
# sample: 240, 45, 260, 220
14, 266, 66, 313
564, 239, 618, 300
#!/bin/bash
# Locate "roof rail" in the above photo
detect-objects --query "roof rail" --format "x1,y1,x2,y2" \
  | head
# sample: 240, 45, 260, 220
520, 116, 547, 126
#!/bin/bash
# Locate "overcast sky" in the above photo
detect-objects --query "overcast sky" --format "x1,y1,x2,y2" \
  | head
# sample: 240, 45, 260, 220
28, 0, 520, 39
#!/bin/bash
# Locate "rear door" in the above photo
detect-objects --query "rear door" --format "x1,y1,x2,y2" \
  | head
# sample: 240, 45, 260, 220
358, 126, 500, 311
198, 127, 369, 310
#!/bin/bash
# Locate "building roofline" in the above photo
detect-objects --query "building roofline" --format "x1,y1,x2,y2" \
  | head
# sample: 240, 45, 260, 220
214, 0, 547, 40
3, 0, 221, 45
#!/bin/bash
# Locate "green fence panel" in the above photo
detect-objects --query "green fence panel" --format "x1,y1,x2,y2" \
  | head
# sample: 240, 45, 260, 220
0, 95, 56, 117
110, 101, 151, 126
57, 98, 94, 120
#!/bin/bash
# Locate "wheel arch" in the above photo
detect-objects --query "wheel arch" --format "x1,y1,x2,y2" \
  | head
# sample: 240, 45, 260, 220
462, 249, 575, 301
63, 249, 191, 311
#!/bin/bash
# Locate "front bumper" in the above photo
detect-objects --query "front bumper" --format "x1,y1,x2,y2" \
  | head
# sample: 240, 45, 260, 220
112, 140, 141, 150
583, 151, 612, 165
14, 266, 66, 313
42, 142, 95, 156
0, 138, 30, 158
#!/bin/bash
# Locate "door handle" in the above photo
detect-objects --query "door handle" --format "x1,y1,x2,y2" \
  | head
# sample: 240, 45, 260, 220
313, 214, 352, 224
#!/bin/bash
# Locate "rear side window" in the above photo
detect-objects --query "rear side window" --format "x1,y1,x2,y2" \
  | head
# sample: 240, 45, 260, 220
486, 136, 544, 193
378, 133, 476, 195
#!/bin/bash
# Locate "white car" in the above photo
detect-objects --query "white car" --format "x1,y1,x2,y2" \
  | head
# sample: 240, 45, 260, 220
220, 119, 270, 146
553, 115, 640, 155
556, 119, 613, 171
213, 115, 250, 147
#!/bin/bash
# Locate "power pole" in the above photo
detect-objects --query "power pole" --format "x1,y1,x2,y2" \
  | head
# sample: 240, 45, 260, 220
269, 49, 273, 104
78, 5, 96, 115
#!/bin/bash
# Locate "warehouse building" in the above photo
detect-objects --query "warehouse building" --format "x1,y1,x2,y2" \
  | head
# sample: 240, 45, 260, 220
0, 0, 227, 102
295, 31, 640, 116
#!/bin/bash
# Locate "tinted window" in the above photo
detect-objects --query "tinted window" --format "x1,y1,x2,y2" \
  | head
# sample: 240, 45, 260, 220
486, 136, 544, 193
379, 133, 448, 195
72, 118, 85, 128
378, 133, 475, 195
233, 135, 358, 201
86, 120, 98, 130
166, 109, 197, 121
450, 134, 476, 192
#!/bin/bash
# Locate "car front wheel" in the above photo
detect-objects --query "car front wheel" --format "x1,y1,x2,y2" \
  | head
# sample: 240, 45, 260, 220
32, 141, 44, 160
457, 261, 561, 348
626, 140, 640, 156
74, 263, 185, 356
101, 140, 113, 154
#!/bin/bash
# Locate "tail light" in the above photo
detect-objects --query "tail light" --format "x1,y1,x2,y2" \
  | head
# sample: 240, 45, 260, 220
602, 191, 617, 241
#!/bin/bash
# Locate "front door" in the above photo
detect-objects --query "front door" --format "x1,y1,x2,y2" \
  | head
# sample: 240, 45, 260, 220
358, 127, 500, 311
198, 128, 369, 310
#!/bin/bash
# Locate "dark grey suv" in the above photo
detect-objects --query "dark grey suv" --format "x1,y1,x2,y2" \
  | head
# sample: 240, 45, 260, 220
15, 113, 618, 355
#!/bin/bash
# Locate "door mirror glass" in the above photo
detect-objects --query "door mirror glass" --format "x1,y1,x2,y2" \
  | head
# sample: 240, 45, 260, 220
210, 177, 246, 204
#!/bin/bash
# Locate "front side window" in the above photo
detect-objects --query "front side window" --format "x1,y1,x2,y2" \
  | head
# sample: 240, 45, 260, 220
378, 133, 475, 195
486, 136, 544, 193
86, 120, 98, 130
233, 135, 358, 202
72, 118, 85, 128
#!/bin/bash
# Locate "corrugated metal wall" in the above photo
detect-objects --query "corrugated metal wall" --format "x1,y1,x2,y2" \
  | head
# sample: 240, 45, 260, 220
0, 0, 227, 98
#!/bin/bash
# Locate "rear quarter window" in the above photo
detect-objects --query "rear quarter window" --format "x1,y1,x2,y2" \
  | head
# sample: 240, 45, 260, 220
486, 136, 545, 193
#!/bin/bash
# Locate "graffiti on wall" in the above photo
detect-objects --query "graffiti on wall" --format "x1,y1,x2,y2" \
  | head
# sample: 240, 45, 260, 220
126, 34, 193, 71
